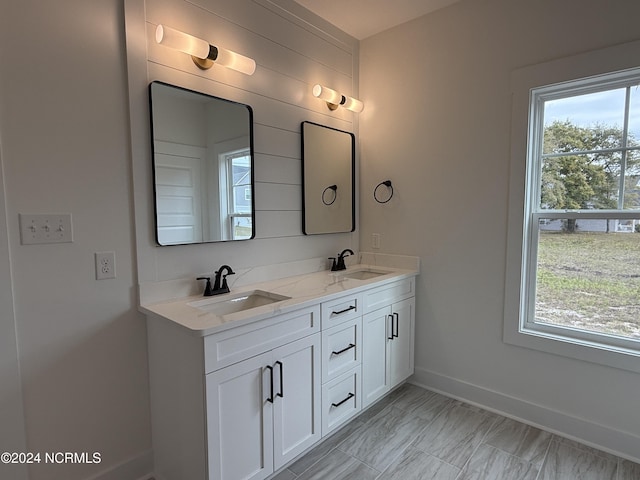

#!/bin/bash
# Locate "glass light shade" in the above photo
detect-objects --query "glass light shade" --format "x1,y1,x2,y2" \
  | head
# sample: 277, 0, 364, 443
155, 25, 210, 60
156, 25, 256, 75
341, 96, 364, 113
312, 84, 343, 105
215, 46, 256, 76
312, 84, 363, 112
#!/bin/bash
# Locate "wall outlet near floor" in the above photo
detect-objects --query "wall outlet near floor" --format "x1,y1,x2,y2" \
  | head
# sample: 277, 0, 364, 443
372, 233, 381, 249
95, 251, 116, 280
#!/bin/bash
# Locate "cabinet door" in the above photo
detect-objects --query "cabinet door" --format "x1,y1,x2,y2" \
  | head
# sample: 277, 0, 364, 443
361, 307, 391, 408
206, 352, 273, 480
272, 334, 321, 469
389, 297, 415, 387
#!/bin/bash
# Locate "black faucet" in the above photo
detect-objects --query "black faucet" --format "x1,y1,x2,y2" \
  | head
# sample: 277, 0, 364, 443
330, 249, 354, 271
212, 265, 235, 294
197, 265, 235, 296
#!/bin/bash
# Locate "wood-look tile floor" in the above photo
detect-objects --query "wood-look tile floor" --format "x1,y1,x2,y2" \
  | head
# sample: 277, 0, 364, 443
272, 384, 640, 480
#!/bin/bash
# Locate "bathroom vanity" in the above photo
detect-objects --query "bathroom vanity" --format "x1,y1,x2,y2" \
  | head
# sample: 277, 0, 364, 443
141, 263, 418, 480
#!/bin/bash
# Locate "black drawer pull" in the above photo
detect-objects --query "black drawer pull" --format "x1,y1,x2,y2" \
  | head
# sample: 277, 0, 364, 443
332, 343, 356, 356
276, 361, 284, 398
266, 365, 274, 403
331, 392, 355, 408
393, 312, 399, 338
332, 305, 356, 316
387, 315, 394, 340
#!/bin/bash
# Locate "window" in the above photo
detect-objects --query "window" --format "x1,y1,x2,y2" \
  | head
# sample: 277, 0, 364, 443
224, 151, 252, 240
520, 69, 640, 353
217, 147, 252, 241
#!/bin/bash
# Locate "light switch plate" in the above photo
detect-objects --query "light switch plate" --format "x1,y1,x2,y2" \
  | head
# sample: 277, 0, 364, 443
19, 214, 73, 245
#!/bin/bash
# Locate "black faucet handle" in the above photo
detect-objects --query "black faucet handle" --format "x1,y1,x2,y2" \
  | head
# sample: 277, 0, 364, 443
196, 276, 214, 296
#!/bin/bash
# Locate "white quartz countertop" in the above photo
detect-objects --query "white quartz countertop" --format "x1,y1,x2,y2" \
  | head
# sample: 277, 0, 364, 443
140, 264, 418, 336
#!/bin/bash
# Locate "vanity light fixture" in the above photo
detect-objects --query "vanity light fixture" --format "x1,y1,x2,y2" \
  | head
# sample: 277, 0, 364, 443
155, 25, 256, 76
312, 84, 364, 113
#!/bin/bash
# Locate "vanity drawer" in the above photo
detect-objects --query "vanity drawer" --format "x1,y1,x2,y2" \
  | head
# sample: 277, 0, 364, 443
322, 318, 361, 383
204, 305, 320, 373
322, 367, 361, 436
321, 293, 362, 328
362, 278, 415, 313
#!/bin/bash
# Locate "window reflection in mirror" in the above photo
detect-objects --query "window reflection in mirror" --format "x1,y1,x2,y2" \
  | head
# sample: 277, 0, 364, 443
301, 121, 355, 234
149, 81, 255, 245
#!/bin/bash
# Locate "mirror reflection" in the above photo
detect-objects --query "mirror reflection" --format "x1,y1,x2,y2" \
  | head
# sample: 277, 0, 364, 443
302, 121, 355, 234
149, 81, 254, 245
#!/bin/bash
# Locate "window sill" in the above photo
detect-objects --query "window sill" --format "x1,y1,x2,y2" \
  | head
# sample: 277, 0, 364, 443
504, 321, 640, 374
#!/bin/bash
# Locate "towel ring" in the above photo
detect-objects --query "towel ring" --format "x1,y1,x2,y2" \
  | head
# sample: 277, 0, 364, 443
322, 185, 338, 205
374, 180, 393, 204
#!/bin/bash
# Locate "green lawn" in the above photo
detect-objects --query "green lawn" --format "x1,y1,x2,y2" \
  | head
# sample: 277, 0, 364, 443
536, 232, 640, 339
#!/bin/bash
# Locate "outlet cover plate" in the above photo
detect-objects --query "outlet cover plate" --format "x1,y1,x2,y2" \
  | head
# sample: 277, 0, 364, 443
19, 214, 73, 245
95, 251, 116, 280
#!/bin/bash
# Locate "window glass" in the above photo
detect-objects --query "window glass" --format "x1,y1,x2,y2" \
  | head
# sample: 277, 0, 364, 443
543, 89, 626, 148
522, 70, 640, 350
534, 221, 640, 340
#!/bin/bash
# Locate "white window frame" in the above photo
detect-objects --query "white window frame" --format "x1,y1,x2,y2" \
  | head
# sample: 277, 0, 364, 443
504, 40, 640, 373
220, 149, 252, 240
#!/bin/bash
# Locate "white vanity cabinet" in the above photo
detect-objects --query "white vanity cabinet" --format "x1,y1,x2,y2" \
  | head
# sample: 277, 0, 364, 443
147, 305, 321, 480
361, 278, 415, 408
206, 333, 321, 480
144, 267, 418, 480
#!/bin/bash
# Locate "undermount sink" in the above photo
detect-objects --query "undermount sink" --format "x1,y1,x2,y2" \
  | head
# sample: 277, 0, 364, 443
337, 268, 389, 280
189, 290, 291, 316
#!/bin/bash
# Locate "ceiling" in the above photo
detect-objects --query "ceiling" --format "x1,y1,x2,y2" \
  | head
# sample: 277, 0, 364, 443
292, 0, 462, 40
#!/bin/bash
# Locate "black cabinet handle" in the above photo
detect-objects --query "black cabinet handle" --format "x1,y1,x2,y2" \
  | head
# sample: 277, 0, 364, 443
332, 343, 356, 356
332, 305, 356, 316
331, 392, 355, 408
393, 312, 399, 338
387, 315, 394, 340
276, 361, 284, 398
266, 365, 274, 403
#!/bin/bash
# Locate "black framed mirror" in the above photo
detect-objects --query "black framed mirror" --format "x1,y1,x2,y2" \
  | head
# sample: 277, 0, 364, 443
149, 81, 255, 245
301, 121, 355, 234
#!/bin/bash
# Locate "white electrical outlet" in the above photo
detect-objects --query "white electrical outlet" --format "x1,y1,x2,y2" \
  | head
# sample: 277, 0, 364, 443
19, 213, 73, 245
372, 233, 381, 249
95, 251, 116, 280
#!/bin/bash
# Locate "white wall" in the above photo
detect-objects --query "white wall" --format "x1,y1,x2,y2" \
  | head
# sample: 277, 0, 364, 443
0, 1, 151, 479
0, 147, 28, 480
0, 0, 360, 479
359, 0, 640, 460
126, 0, 361, 290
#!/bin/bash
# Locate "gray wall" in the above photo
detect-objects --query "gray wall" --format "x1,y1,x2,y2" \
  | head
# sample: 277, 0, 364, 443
359, 0, 640, 459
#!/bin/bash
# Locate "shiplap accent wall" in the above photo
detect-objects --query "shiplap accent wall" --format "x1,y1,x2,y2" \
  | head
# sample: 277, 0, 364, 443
126, 0, 360, 285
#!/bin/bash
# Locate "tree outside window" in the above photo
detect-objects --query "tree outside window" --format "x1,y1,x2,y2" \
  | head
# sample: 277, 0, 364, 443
523, 74, 640, 348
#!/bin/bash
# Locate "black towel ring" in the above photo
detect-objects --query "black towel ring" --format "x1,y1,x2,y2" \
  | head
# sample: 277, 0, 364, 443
374, 180, 393, 204
322, 185, 338, 205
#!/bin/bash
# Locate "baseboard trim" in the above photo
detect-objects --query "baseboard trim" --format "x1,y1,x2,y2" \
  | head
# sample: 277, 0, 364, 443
84, 449, 154, 480
411, 367, 640, 463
